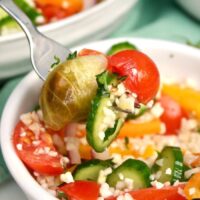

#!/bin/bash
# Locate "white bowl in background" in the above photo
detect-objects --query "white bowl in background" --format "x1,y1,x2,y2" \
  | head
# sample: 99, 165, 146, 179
0, 0, 137, 81
176, 0, 200, 21
1, 37, 200, 200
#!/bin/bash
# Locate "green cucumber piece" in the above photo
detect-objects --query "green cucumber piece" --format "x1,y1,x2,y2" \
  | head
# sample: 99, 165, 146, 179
107, 41, 138, 56
152, 146, 184, 184
73, 159, 113, 181
0, 17, 20, 34
0, 9, 8, 19
14, 0, 42, 24
0, 16, 13, 27
86, 71, 125, 152
107, 159, 151, 189
0, 9, 19, 32
86, 93, 124, 152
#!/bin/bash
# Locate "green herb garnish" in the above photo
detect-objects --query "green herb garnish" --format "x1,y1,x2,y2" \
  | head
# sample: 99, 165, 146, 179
57, 190, 68, 200
67, 51, 77, 60
51, 56, 61, 68
124, 136, 129, 148
34, 104, 40, 111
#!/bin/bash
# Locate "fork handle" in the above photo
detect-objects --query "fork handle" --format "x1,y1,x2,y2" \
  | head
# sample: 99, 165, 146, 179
0, 0, 39, 42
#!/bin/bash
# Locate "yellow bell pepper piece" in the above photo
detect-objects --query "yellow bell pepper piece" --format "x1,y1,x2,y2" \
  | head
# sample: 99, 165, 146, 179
162, 84, 200, 119
109, 144, 156, 159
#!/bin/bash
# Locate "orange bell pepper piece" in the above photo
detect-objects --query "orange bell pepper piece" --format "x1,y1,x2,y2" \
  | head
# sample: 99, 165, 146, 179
184, 172, 200, 200
118, 118, 162, 138
79, 144, 92, 160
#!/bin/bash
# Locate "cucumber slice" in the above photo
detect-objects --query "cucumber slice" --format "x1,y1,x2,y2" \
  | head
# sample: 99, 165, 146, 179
0, 9, 8, 19
0, 16, 20, 35
152, 146, 184, 184
107, 159, 151, 189
86, 93, 124, 152
73, 159, 113, 181
86, 71, 125, 152
14, 0, 42, 24
107, 41, 137, 56
0, 9, 18, 32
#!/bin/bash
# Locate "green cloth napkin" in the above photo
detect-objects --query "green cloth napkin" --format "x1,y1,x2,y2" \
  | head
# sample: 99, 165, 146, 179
0, 0, 200, 183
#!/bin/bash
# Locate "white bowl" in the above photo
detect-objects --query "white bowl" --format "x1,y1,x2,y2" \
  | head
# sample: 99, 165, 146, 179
176, 0, 200, 21
1, 37, 200, 200
0, 0, 137, 81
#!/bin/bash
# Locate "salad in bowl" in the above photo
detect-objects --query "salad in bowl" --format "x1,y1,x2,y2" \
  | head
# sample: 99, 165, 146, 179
0, 0, 100, 36
1, 38, 200, 200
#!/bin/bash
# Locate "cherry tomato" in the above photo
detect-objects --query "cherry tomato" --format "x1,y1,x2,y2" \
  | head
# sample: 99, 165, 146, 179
107, 185, 186, 200
58, 181, 100, 200
78, 48, 103, 56
160, 95, 188, 135
108, 50, 160, 104
13, 121, 64, 175
35, 0, 83, 22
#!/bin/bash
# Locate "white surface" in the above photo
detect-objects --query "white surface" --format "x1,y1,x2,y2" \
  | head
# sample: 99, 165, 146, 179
0, 0, 137, 80
0, 179, 27, 200
176, 0, 200, 20
1, 37, 200, 200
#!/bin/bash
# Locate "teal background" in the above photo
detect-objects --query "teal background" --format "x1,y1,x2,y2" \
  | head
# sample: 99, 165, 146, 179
0, 0, 200, 183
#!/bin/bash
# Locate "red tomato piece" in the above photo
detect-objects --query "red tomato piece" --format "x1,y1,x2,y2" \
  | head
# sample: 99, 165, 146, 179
107, 185, 186, 200
13, 121, 64, 175
36, 0, 83, 22
38, 5, 69, 21
160, 95, 188, 135
108, 50, 160, 104
59, 181, 100, 200
78, 48, 103, 56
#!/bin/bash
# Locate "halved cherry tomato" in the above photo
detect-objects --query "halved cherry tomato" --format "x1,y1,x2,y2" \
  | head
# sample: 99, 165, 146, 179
160, 95, 188, 135
108, 50, 160, 104
78, 48, 103, 56
13, 121, 64, 175
35, 0, 83, 22
58, 181, 100, 200
107, 185, 186, 200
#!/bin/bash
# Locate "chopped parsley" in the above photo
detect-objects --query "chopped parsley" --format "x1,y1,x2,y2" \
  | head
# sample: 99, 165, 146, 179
57, 190, 68, 200
34, 104, 40, 111
67, 51, 77, 60
51, 56, 61, 68
124, 136, 129, 148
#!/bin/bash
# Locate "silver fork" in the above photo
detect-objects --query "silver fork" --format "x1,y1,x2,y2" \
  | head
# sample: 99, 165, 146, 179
0, 0, 70, 80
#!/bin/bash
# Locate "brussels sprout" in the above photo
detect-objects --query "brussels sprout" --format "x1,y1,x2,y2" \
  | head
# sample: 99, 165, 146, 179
40, 55, 107, 130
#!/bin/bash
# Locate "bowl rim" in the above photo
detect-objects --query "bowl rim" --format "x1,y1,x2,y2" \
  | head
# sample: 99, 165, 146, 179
1, 37, 200, 200
0, 0, 117, 43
